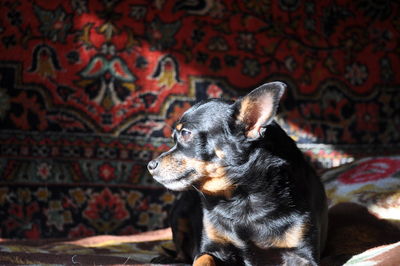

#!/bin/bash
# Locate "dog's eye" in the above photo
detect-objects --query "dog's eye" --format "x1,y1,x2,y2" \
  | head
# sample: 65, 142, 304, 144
180, 129, 192, 141
181, 129, 191, 137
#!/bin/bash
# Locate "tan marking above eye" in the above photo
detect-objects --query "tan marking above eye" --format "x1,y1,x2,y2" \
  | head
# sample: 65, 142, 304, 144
176, 123, 183, 131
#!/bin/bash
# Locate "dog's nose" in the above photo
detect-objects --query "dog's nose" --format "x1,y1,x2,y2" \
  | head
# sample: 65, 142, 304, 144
147, 160, 159, 172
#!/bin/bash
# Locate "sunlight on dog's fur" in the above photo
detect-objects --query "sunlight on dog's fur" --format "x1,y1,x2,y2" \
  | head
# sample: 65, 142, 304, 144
148, 82, 328, 266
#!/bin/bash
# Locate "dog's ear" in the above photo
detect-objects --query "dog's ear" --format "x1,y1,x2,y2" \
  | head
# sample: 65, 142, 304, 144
233, 82, 286, 139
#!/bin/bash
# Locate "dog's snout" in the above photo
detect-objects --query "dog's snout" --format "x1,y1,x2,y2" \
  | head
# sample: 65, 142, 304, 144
147, 160, 159, 172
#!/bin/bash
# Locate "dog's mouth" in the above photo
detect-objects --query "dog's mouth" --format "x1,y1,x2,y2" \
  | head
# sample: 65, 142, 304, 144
152, 169, 198, 191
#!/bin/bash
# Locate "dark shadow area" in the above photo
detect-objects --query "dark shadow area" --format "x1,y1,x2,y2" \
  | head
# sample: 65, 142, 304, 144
321, 202, 400, 266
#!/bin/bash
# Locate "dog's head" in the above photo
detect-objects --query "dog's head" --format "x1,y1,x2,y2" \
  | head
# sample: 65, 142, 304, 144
147, 82, 286, 195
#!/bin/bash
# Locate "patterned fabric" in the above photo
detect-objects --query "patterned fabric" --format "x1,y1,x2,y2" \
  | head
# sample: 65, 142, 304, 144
322, 156, 400, 228
0, 229, 175, 265
0, 238, 399, 266
344, 242, 400, 266
0, 185, 174, 238
321, 156, 400, 265
0, 0, 399, 238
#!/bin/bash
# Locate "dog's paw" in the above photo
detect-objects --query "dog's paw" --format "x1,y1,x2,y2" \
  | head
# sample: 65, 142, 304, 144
193, 253, 217, 266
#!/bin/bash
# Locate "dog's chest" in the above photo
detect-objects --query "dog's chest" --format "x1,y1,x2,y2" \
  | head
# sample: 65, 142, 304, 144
202, 196, 268, 247
203, 214, 247, 248
203, 208, 307, 250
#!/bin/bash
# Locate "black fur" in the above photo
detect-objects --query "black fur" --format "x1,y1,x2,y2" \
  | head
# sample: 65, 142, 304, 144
148, 82, 328, 266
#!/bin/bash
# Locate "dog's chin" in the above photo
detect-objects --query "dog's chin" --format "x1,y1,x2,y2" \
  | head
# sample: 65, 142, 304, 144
158, 179, 192, 191
152, 170, 199, 191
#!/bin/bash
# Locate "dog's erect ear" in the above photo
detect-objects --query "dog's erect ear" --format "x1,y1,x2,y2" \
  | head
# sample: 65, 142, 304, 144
233, 82, 286, 139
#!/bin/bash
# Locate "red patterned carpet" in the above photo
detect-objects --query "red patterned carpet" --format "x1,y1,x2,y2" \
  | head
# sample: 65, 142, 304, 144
0, 0, 399, 238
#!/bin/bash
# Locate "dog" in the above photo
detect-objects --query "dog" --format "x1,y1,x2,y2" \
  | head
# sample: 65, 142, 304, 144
148, 82, 328, 265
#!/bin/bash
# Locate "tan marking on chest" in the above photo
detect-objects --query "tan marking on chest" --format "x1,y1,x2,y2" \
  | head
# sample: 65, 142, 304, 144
200, 175, 235, 198
184, 158, 235, 198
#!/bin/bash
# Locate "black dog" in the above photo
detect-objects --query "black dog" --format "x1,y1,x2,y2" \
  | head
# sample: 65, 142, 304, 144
148, 82, 328, 265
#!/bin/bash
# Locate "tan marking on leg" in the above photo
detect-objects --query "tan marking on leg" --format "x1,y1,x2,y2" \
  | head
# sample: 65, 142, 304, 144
255, 222, 308, 249
193, 254, 216, 266
204, 219, 232, 245
203, 219, 244, 248
273, 223, 307, 248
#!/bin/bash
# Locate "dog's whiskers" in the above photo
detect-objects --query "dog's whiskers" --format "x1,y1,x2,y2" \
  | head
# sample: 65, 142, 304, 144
192, 185, 206, 201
